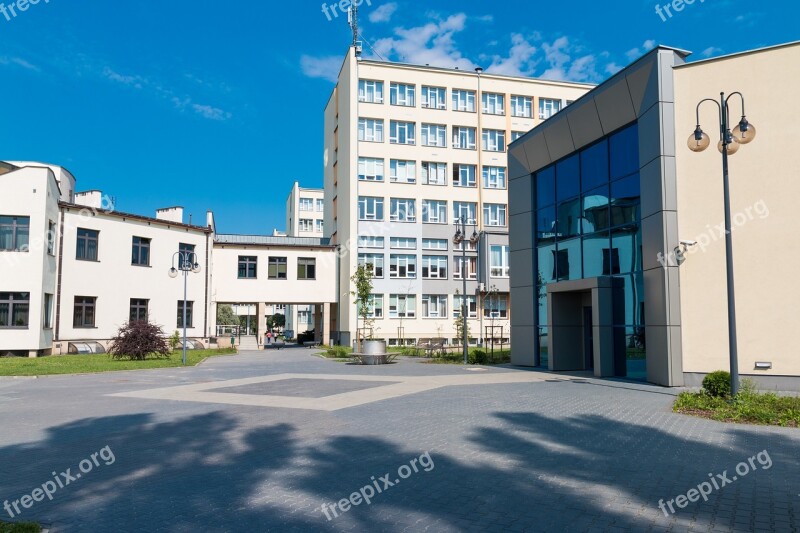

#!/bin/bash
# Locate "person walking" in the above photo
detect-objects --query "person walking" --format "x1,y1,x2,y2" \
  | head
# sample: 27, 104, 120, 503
266, 331, 273, 345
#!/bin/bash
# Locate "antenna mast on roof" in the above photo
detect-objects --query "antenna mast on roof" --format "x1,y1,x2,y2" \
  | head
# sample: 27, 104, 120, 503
348, 2, 362, 57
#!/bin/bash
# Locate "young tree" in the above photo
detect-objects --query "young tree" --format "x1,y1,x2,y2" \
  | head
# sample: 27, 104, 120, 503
351, 264, 375, 346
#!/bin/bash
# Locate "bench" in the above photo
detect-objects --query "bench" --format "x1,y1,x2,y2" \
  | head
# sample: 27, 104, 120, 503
415, 338, 446, 358
303, 341, 322, 348
264, 342, 286, 350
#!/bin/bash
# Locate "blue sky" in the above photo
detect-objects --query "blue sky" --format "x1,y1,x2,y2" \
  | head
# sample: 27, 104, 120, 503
1, 0, 796, 233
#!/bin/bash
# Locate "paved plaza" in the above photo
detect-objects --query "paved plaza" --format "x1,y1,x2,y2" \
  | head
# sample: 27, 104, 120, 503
0, 348, 798, 532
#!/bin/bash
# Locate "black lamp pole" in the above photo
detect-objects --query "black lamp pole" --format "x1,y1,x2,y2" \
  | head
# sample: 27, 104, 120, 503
169, 251, 201, 365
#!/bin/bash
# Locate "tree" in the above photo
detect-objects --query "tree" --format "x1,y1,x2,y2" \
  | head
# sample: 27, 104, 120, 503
216, 304, 237, 326
453, 290, 472, 345
267, 313, 286, 331
109, 320, 171, 361
351, 264, 375, 345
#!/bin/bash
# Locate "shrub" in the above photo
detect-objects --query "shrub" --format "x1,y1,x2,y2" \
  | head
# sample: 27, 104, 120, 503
109, 321, 172, 361
169, 330, 181, 351
326, 346, 350, 359
703, 370, 732, 398
469, 350, 488, 365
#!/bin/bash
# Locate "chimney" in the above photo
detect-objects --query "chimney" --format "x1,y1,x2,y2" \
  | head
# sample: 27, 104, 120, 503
156, 206, 184, 223
74, 190, 105, 209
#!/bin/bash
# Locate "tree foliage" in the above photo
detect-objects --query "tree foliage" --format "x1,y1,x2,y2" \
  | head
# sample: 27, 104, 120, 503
351, 264, 375, 343
216, 304, 237, 326
109, 320, 172, 361
267, 313, 286, 330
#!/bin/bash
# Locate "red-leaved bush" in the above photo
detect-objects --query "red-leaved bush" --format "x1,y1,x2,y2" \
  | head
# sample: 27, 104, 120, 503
109, 320, 172, 361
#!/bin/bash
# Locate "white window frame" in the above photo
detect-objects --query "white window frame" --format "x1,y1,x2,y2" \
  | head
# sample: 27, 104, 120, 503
389, 120, 416, 145
482, 129, 506, 152
299, 198, 314, 211
452, 89, 476, 112
482, 92, 505, 115
421, 162, 447, 186
453, 164, 476, 188
539, 98, 562, 119
359, 157, 385, 182
482, 166, 507, 189
453, 295, 478, 318
358, 118, 384, 142
453, 256, 478, 280
421, 123, 446, 147
315, 219, 323, 233
453, 202, 477, 224
490, 245, 510, 278
510, 95, 533, 118
316, 199, 324, 212
390, 83, 416, 107
484, 294, 509, 318
389, 254, 417, 279
422, 255, 448, 279
358, 253, 385, 278
389, 294, 417, 319
358, 236, 384, 249
298, 218, 313, 232
390, 237, 417, 250
422, 200, 447, 224
359, 294, 384, 319
422, 238, 448, 251
421, 86, 447, 110
389, 160, 416, 184
358, 196, 384, 221
422, 295, 448, 318
452, 126, 476, 150
358, 80, 384, 103
390, 198, 416, 223
483, 203, 507, 227
511, 131, 525, 142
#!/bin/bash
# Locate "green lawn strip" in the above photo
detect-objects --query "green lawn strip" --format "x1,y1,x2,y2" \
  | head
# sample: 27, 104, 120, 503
0, 348, 237, 377
674, 390, 800, 427
0, 521, 41, 533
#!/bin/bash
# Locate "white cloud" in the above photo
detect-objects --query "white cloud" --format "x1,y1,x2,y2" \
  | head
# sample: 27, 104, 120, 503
538, 36, 604, 83
299, 55, 341, 82
487, 33, 538, 77
369, 2, 398, 23
701, 46, 722, 58
0, 56, 40, 72
191, 104, 232, 121
625, 40, 657, 62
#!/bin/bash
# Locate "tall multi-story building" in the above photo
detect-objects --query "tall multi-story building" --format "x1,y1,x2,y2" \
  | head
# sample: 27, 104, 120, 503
324, 47, 594, 347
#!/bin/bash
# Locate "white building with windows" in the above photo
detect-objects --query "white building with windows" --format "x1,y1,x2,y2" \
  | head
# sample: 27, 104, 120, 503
324, 47, 593, 347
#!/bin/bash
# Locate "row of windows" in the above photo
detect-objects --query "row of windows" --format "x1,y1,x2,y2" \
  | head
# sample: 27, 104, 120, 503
358, 119, 524, 150
359, 293, 509, 320
357, 197, 507, 226
358, 236, 476, 251
237, 256, 316, 280
357, 246, 510, 279
299, 198, 325, 212
298, 219, 324, 233
358, 80, 570, 119
358, 159, 507, 189
0, 216, 57, 254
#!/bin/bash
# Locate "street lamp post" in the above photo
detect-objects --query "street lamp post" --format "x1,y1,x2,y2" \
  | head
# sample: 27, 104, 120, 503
687, 92, 757, 397
454, 216, 479, 364
169, 251, 202, 365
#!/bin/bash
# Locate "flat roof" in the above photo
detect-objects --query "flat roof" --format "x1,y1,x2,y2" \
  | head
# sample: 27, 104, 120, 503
215, 234, 334, 248
675, 40, 800, 69
59, 202, 211, 233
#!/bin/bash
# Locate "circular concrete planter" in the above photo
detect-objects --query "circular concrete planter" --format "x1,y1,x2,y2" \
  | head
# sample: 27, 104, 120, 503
359, 353, 389, 365
362, 340, 387, 356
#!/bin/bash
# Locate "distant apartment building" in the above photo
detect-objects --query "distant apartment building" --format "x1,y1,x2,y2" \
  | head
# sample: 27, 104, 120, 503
324, 47, 594, 347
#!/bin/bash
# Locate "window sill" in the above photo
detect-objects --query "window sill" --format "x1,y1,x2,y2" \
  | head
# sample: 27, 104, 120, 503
237, 277, 259, 280
76, 258, 100, 263
453, 147, 477, 151
0, 326, 29, 330
73, 326, 98, 330
131, 264, 152, 268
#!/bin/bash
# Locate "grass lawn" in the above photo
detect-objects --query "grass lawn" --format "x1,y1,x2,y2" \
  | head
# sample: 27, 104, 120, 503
0, 521, 40, 533
674, 389, 800, 427
0, 348, 237, 377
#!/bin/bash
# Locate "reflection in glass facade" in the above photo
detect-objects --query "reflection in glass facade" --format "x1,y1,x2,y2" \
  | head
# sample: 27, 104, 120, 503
534, 122, 645, 379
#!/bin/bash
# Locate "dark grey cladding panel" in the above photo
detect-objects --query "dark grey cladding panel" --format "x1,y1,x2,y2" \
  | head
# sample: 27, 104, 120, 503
520, 131, 551, 173
509, 178, 532, 216
508, 144, 530, 181
541, 114, 575, 162
593, 77, 637, 135
625, 58, 659, 117
566, 98, 604, 150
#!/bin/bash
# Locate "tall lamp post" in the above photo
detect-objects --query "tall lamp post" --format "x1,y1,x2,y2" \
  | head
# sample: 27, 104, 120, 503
169, 251, 202, 365
687, 92, 757, 397
454, 216, 479, 364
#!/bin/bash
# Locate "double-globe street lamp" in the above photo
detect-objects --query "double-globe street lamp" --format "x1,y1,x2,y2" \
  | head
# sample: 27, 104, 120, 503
453, 216, 479, 365
687, 91, 757, 397
169, 251, 202, 365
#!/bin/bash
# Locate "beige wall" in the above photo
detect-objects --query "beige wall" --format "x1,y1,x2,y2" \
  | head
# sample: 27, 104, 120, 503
674, 43, 800, 378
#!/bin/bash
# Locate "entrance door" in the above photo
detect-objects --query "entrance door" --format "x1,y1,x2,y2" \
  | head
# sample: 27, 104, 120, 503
583, 306, 594, 371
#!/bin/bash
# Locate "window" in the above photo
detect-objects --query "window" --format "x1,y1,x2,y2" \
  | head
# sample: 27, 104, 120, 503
421, 86, 446, 110
421, 162, 447, 185
0, 216, 29, 251
179, 243, 195, 256
389, 160, 416, 184
43, 293, 53, 328
390, 198, 416, 223
603, 248, 621, 275
390, 237, 417, 249
47, 221, 56, 255
482, 92, 505, 115
358, 253, 384, 278
539, 98, 562, 119
298, 308, 312, 325
482, 166, 507, 189
453, 295, 477, 318
453, 164, 476, 187
389, 294, 417, 318
297, 258, 316, 280
129, 299, 149, 322
316, 199, 324, 212
482, 129, 506, 152
510, 95, 533, 118
315, 219, 324, 233
422, 295, 447, 318
422, 200, 447, 224
452, 89, 476, 112
490, 245, 510, 277
268, 257, 288, 280
238, 256, 257, 279
0, 292, 29, 328
358, 157, 385, 181
177, 301, 194, 328
131, 237, 151, 266
484, 294, 509, 318
358, 196, 384, 221
358, 235, 384, 249
389, 121, 415, 145
389, 254, 417, 278
422, 255, 448, 279
363, 294, 384, 319
76, 228, 99, 261
421, 123, 446, 147
359, 79, 384, 103
358, 118, 384, 142
390, 83, 415, 106
455, 239, 477, 252
422, 238, 448, 251
299, 219, 313, 232
299, 197, 314, 211
453, 256, 478, 280
453, 202, 477, 224
511, 131, 525, 142
73, 296, 95, 328
484, 203, 508, 226
452, 126, 476, 150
